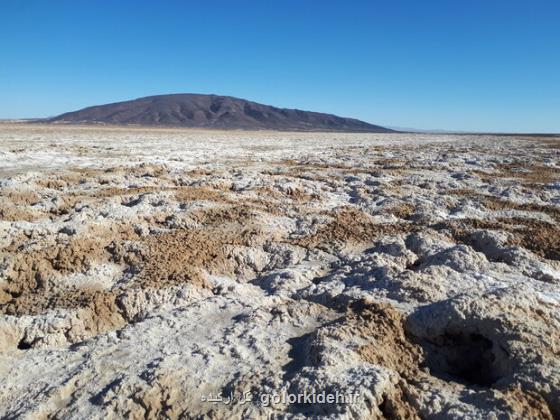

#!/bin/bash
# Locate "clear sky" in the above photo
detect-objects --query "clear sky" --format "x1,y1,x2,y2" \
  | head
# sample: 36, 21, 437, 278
1, 0, 559, 132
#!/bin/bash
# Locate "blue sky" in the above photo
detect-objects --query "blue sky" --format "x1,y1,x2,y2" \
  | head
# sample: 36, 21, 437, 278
1, 0, 559, 132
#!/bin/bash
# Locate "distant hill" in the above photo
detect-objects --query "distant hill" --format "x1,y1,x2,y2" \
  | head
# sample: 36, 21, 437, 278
48, 94, 394, 132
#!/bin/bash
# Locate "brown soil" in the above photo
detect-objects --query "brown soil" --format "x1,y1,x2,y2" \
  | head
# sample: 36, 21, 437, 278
252, 186, 316, 203
475, 163, 560, 187
93, 186, 171, 198
278, 159, 438, 179
131, 227, 247, 290
348, 301, 555, 419
436, 217, 560, 261
501, 387, 554, 420
0, 189, 40, 206
3, 238, 115, 300
352, 301, 422, 378
0, 205, 272, 317
447, 189, 560, 222
0, 223, 138, 314
0, 188, 42, 221
504, 218, 560, 261
343, 301, 422, 418
388, 203, 416, 220
31, 164, 170, 193
483, 198, 560, 221
14, 289, 126, 343
0, 204, 41, 222
0, 199, 284, 345
294, 208, 412, 253
125, 374, 182, 419
174, 186, 229, 203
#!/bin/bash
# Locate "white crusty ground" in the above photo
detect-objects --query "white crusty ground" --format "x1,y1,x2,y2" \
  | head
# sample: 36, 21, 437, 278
0, 123, 559, 419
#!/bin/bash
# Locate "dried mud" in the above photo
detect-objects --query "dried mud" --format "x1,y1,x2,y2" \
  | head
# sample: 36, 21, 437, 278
0, 124, 559, 419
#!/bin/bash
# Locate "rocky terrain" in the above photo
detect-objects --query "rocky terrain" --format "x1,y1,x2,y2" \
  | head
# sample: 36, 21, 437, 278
47, 94, 393, 132
0, 123, 559, 419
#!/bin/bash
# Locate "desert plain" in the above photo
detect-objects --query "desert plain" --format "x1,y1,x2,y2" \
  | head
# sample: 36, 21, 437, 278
0, 123, 559, 419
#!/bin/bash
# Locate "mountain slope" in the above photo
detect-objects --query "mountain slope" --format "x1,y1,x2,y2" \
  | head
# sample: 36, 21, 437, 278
48, 94, 394, 132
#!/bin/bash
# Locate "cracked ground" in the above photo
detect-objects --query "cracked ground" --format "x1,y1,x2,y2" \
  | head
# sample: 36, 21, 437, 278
1, 123, 559, 419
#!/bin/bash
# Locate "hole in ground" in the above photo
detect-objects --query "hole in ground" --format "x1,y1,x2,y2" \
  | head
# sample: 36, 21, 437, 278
17, 339, 32, 350
420, 332, 500, 387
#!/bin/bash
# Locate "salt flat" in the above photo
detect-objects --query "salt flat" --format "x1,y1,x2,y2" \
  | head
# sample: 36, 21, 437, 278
0, 123, 559, 418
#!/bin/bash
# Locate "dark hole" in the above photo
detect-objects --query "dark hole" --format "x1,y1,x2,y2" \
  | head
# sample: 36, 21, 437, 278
378, 395, 391, 418
17, 339, 32, 350
420, 332, 499, 387
405, 258, 423, 270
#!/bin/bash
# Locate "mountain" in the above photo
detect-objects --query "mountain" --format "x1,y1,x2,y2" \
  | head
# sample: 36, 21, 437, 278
48, 94, 394, 132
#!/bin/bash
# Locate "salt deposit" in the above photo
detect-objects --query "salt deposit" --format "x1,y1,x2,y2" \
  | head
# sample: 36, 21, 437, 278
0, 123, 559, 418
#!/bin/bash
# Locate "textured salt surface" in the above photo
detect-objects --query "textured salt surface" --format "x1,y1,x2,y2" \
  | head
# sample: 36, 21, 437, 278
0, 123, 559, 418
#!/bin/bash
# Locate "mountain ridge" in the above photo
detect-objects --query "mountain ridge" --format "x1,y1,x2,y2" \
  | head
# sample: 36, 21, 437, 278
48, 94, 394, 132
